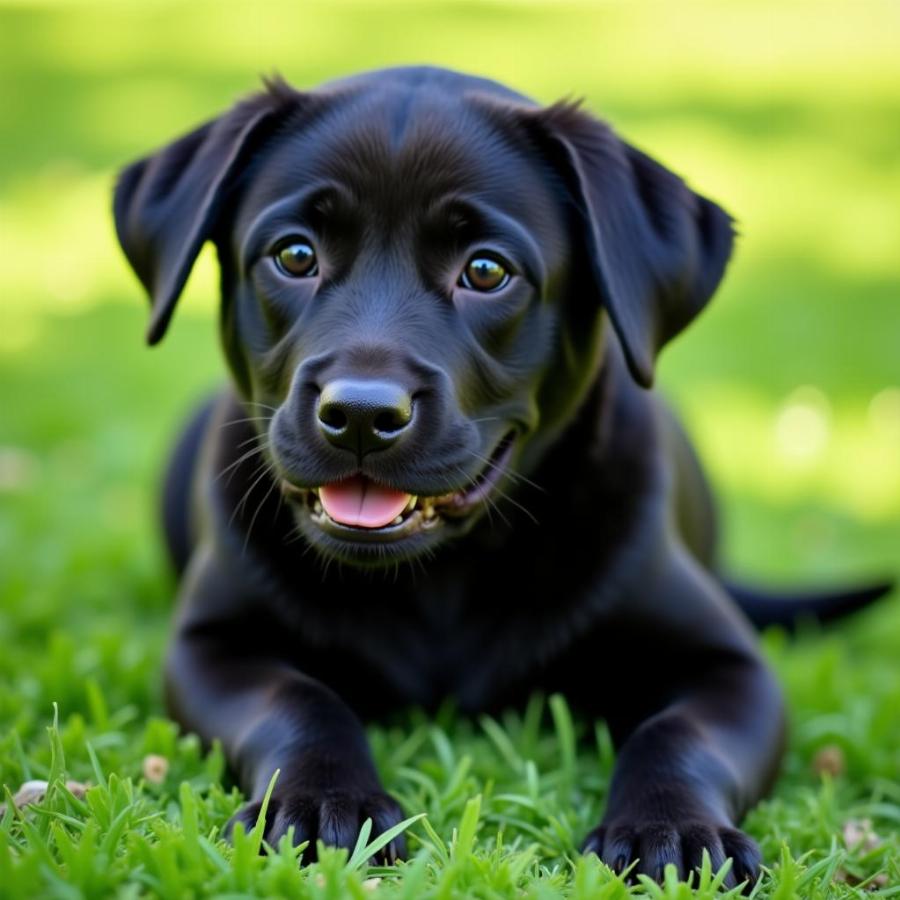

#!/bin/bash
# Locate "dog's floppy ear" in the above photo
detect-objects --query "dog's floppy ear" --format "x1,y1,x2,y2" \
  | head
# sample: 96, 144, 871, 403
113, 81, 302, 344
529, 102, 735, 387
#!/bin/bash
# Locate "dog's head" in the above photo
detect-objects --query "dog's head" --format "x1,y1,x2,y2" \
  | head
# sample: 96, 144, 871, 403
114, 67, 733, 566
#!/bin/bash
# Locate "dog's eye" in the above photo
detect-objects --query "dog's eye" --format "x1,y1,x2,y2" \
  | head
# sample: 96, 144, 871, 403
460, 256, 510, 293
273, 239, 318, 278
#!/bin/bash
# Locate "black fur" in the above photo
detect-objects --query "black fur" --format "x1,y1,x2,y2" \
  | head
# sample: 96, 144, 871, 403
114, 66, 889, 884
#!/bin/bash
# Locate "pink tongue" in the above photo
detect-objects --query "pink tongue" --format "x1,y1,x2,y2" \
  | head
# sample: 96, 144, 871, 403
319, 475, 411, 529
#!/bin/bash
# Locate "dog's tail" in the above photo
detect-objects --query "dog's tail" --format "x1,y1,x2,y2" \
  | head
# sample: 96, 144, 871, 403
724, 577, 894, 631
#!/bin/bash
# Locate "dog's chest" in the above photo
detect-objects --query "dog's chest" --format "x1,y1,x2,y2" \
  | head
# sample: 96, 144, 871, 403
295, 577, 521, 713
366, 588, 503, 709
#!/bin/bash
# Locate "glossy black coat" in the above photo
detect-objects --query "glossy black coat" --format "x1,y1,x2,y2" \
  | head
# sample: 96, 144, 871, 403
114, 67, 792, 885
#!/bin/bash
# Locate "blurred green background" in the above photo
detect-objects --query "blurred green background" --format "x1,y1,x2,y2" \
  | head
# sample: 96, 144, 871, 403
1, 0, 899, 800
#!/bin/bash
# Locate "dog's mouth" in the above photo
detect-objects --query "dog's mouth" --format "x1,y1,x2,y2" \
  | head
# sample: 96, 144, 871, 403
281, 431, 515, 541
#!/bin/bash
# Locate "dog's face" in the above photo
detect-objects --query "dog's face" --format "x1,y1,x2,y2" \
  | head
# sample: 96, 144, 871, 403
114, 67, 734, 566
222, 87, 575, 564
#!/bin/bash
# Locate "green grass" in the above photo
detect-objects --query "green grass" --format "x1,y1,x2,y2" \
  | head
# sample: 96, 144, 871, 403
1, 0, 898, 896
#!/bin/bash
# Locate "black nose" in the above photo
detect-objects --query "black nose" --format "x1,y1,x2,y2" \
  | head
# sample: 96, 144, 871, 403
317, 379, 413, 455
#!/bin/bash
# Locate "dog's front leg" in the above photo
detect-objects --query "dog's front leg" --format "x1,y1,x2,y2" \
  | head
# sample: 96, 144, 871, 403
582, 546, 785, 888
164, 547, 406, 861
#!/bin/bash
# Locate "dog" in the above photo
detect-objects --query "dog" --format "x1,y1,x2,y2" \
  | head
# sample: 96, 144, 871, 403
113, 66, 890, 885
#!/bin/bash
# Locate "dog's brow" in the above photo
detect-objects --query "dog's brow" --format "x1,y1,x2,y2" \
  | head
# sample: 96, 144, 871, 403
425, 195, 547, 287
238, 183, 351, 266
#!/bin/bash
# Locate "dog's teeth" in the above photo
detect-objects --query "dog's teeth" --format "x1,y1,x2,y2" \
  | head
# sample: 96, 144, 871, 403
393, 516, 404, 525
404, 496, 417, 513
313, 500, 322, 514
422, 503, 436, 520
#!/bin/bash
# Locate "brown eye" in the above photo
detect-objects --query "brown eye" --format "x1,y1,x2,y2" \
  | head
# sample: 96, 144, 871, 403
274, 239, 318, 277
460, 255, 510, 293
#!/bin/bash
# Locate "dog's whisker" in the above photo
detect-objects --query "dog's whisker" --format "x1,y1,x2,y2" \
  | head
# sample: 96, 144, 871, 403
457, 458, 538, 526
289, 526, 313, 550
452, 464, 511, 530
483, 491, 511, 529
215, 441, 269, 484
219, 415, 273, 429
216, 450, 267, 487
463, 447, 546, 494
230, 459, 275, 528
243, 400, 280, 414
235, 433, 270, 451
274, 481, 286, 521
487, 480, 538, 526
233, 458, 272, 514
455, 448, 540, 524
244, 468, 280, 552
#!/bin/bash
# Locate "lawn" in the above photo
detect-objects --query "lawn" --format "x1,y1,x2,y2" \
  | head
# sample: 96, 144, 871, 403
1, 1, 898, 896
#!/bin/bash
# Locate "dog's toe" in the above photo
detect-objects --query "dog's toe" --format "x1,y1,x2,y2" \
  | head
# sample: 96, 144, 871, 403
226, 787, 406, 865
583, 818, 760, 890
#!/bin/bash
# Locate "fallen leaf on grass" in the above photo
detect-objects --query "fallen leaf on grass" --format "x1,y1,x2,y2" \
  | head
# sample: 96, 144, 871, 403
835, 818, 889, 889
0, 778, 89, 816
142, 754, 170, 784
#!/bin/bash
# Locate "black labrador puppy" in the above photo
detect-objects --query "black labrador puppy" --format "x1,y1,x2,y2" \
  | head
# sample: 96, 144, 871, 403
113, 67, 888, 885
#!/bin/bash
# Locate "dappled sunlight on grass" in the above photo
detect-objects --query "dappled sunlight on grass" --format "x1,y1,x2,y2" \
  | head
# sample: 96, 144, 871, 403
641, 124, 900, 280
25, 0, 889, 102
1, 158, 220, 349
681, 383, 900, 523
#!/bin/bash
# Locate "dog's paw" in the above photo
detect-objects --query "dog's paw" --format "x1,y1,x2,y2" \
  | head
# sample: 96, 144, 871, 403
582, 818, 760, 889
227, 786, 407, 863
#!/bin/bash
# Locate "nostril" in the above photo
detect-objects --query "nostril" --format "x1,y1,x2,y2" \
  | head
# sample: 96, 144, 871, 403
318, 404, 348, 432
316, 378, 413, 453
373, 407, 411, 435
